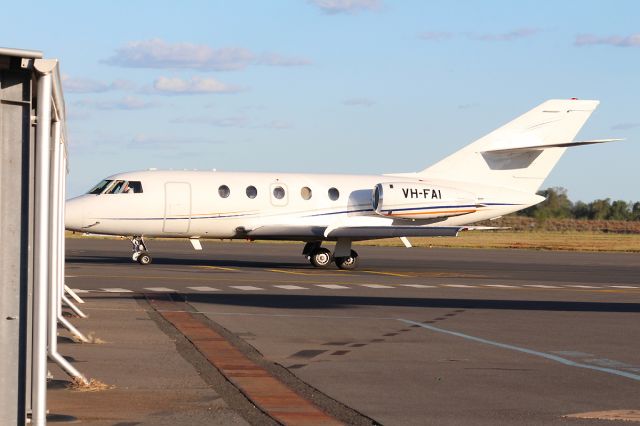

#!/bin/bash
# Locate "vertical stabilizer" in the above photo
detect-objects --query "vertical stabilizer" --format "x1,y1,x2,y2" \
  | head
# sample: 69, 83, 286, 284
418, 99, 599, 193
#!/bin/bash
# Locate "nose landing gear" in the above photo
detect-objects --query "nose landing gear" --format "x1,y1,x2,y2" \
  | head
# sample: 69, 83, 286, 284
131, 236, 152, 265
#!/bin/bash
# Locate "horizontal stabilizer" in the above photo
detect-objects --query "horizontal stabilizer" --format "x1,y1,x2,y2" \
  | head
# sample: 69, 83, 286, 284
482, 138, 623, 154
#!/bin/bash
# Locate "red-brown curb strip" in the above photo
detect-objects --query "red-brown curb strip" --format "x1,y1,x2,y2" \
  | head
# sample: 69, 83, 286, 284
146, 294, 344, 426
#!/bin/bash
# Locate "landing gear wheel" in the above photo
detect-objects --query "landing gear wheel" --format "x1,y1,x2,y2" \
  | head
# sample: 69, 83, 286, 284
132, 252, 140, 262
335, 250, 359, 270
137, 252, 152, 265
309, 248, 333, 268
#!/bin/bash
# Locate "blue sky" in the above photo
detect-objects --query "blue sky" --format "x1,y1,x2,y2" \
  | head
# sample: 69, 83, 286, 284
3, 1, 639, 201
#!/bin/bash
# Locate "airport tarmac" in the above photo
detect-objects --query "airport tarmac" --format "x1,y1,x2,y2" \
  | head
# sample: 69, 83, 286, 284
56, 238, 640, 425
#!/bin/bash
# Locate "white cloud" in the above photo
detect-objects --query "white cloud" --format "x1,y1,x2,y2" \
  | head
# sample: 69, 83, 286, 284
575, 33, 640, 47
309, 0, 381, 14
129, 134, 224, 148
418, 31, 454, 41
611, 122, 640, 131
343, 97, 375, 107
62, 75, 137, 94
103, 38, 310, 71
259, 53, 312, 67
171, 115, 291, 129
75, 96, 157, 110
469, 28, 541, 42
153, 76, 242, 95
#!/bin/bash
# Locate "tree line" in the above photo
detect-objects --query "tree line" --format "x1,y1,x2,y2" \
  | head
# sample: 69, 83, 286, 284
518, 187, 640, 221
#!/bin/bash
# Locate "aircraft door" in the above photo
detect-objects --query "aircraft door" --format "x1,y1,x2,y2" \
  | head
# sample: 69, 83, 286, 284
163, 182, 191, 233
270, 183, 289, 207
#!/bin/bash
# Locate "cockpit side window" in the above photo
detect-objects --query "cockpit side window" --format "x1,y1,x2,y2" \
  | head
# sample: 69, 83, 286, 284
87, 179, 112, 195
104, 180, 144, 194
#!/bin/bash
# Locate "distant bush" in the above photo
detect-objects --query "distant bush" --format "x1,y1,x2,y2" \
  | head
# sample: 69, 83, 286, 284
517, 187, 640, 222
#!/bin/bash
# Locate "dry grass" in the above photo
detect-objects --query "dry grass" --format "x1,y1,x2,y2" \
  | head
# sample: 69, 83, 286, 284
357, 231, 640, 252
68, 377, 114, 392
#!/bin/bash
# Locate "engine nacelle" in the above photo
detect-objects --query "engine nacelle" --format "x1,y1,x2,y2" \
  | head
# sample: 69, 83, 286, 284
372, 182, 477, 219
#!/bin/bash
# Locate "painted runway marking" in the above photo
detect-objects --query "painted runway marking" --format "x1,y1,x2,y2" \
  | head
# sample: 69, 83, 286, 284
400, 319, 640, 382
524, 285, 561, 288
483, 284, 518, 288
144, 287, 176, 292
268, 269, 311, 276
274, 285, 308, 290
187, 286, 220, 292
361, 270, 413, 278
360, 284, 394, 289
101, 288, 133, 293
401, 284, 436, 288
442, 284, 476, 288
196, 266, 239, 272
316, 284, 349, 290
230, 286, 263, 291
567, 285, 601, 289
610, 285, 639, 289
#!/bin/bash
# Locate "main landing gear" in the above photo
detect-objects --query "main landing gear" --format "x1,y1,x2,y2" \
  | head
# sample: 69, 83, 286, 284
303, 241, 359, 270
131, 236, 152, 265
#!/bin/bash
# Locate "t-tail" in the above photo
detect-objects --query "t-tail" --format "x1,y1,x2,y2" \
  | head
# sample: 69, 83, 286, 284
416, 99, 619, 194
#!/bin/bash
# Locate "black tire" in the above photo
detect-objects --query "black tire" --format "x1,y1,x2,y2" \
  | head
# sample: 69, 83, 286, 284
335, 250, 359, 270
137, 252, 152, 265
310, 248, 333, 268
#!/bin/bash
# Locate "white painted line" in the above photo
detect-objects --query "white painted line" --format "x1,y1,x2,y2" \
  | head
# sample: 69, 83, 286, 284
187, 286, 220, 292
609, 285, 639, 289
274, 285, 308, 290
524, 285, 561, 288
401, 284, 436, 288
71, 288, 90, 294
483, 284, 519, 288
144, 287, 176, 292
400, 318, 640, 382
316, 284, 349, 290
230, 286, 263, 291
567, 285, 601, 289
101, 288, 133, 293
442, 284, 476, 288
360, 284, 394, 289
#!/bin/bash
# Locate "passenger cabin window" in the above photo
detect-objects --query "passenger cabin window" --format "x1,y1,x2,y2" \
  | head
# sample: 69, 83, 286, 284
246, 185, 257, 199
218, 185, 230, 198
87, 179, 112, 195
301, 187, 312, 200
104, 180, 143, 194
273, 186, 285, 199
328, 187, 339, 201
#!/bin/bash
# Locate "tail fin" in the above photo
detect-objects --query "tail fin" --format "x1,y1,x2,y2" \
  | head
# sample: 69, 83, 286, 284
418, 99, 601, 193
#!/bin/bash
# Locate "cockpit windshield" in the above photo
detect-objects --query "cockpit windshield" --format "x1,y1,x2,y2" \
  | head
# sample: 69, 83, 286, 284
86, 179, 143, 195
87, 179, 112, 194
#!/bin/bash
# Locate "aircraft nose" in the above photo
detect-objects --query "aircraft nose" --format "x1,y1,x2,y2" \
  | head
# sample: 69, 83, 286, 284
65, 197, 87, 231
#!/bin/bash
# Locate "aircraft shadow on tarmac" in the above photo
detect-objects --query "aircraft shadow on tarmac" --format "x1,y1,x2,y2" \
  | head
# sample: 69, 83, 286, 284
67, 255, 306, 269
94, 293, 640, 313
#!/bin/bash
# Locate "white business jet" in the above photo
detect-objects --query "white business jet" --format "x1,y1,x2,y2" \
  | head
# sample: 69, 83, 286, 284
65, 99, 618, 269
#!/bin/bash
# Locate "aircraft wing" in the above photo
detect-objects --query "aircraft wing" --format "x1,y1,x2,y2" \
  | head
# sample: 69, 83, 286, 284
245, 225, 464, 240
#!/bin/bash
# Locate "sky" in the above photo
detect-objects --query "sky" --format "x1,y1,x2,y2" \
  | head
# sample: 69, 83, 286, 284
2, 1, 639, 201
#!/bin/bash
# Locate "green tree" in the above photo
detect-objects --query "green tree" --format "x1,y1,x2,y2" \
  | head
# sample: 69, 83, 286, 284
608, 200, 631, 220
520, 187, 573, 220
588, 199, 611, 220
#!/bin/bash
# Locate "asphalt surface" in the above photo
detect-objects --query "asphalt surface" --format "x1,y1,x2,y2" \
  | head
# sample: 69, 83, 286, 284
63, 238, 640, 425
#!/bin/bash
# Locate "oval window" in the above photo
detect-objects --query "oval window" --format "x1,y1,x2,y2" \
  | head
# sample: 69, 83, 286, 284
246, 185, 257, 199
301, 186, 312, 200
273, 186, 285, 199
218, 185, 230, 198
328, 187, 339, 201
